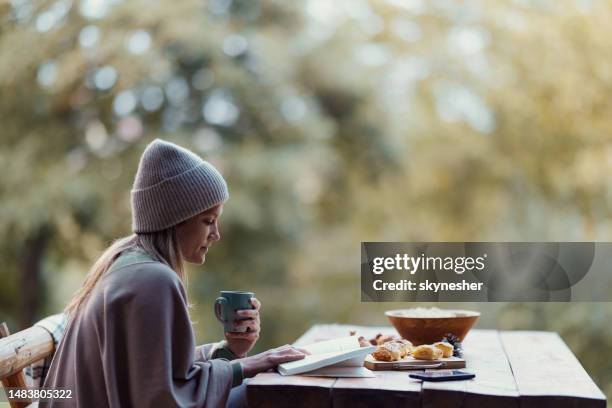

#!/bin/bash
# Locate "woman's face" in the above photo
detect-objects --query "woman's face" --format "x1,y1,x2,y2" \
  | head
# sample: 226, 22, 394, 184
176, 204, 223, 264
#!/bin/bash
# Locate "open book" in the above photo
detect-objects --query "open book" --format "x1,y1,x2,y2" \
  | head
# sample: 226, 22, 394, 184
277, 336, 376, 377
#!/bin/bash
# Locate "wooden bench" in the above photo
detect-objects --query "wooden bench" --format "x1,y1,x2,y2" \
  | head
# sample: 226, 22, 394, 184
247, 324, 608, 408
0, 322, 55, 408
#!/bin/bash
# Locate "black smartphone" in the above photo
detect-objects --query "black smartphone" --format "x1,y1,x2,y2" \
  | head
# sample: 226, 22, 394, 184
409, 370, 475, 382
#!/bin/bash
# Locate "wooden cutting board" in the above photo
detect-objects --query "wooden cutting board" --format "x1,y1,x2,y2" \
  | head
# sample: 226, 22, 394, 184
364, 354, 466, 371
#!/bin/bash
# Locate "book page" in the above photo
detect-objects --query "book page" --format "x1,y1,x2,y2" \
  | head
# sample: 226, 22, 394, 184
278, 345, 376, 376
282, 350, 349, 371
300, 336, 360, 355
333, 354, 369, 367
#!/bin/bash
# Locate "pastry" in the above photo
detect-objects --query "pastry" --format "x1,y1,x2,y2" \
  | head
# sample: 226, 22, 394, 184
371, 347, 395, 362
366, 333, 400, 346
434, 342, 454, 358
357, 336, 370, 348
387, 339, 413, 358
372, 342, 403, 361
412, 345, 443, 360
349, 331, 372, 348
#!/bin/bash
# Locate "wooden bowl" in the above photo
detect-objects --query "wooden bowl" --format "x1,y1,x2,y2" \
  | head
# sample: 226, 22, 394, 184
385, 309, 480, 345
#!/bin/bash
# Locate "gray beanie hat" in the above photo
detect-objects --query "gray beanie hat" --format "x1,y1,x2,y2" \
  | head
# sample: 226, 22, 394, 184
131, 139, 229, 233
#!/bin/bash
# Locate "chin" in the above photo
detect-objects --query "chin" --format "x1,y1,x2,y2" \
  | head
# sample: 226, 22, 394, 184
184, 254, 206, 265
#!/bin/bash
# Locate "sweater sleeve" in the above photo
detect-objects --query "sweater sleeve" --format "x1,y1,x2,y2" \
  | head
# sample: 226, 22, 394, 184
196, 340, 240, 361
196, 341, 244, 386
103, 263, 234, 407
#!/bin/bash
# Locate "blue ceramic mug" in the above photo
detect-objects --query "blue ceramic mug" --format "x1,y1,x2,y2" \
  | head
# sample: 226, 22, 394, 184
214, 291, 255, 333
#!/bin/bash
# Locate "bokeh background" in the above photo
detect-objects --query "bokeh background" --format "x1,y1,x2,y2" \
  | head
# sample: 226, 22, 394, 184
1, 0, 612, 402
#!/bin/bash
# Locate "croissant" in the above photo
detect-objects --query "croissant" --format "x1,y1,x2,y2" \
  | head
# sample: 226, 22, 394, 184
387, 339, 413, 358
412, 345, 443, 360
433, 342, 454, 358
372, 342, 403, 361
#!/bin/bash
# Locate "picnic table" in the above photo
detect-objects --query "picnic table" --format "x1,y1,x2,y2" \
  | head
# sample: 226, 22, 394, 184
246, 324, 607, 408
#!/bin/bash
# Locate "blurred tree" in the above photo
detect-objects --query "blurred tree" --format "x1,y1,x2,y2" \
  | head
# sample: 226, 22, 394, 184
0, 0, 323, 329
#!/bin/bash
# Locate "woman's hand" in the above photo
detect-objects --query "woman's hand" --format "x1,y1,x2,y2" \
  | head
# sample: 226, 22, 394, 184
237, 345, 308, 378
225, 297, 261, 357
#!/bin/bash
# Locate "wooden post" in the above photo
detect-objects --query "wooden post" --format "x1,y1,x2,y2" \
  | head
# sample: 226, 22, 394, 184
0, 326, 54, 379
0, 322, 31, 408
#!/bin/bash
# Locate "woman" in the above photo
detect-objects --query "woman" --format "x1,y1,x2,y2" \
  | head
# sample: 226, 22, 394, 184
41, 139, 306, 407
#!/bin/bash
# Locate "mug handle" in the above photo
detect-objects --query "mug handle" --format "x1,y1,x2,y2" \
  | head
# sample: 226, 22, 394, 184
214, 297, 228, 323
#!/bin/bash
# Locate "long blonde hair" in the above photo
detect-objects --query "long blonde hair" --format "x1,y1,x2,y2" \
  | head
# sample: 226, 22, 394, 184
64, 227, 185, 318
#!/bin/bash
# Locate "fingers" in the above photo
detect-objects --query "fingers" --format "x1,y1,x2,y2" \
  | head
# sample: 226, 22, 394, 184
233, 323, 258, 333
286, 346, 307, 356
236, 309, 259, 319
269, 352, 306, 365
250, 297, 261, 310
270, 345, 307, 360
236, 302, 260, 329
233, 317, 260, 332
256, 345, 307, 366
275, 345, 306, 353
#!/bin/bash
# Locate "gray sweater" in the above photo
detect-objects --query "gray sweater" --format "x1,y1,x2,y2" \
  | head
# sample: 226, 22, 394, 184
41, 248, 241, 407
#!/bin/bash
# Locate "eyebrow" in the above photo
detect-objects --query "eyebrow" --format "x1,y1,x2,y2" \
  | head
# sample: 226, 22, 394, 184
202, 208, 223, 217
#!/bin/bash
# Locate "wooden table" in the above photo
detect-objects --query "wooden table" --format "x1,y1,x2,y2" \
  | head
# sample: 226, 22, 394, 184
247, 324, 607, 408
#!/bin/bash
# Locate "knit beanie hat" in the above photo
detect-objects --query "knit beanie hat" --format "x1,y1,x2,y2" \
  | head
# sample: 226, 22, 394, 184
131, 139, 229, 233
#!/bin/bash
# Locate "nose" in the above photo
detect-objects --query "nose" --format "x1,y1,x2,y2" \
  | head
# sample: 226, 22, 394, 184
209, 224, 221, 242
